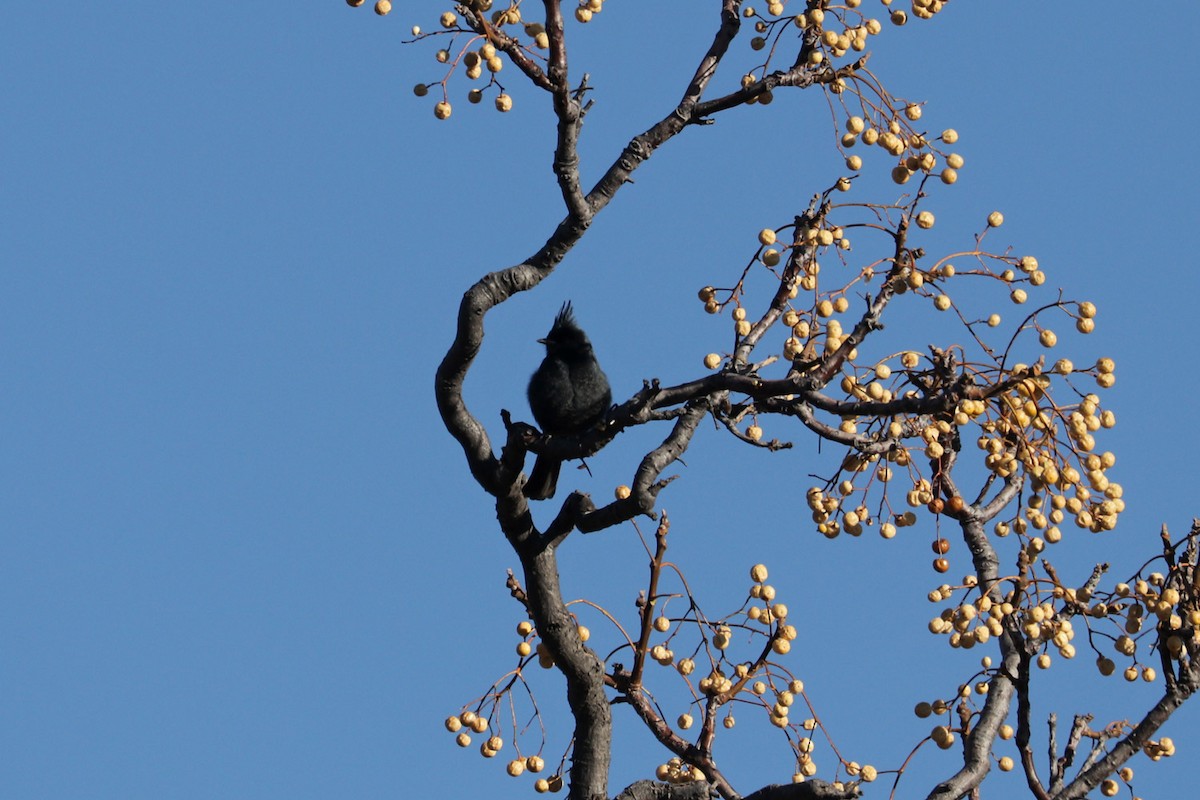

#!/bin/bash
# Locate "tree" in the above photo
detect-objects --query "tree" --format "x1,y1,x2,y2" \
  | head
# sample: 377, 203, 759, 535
349, 2, 1199, 798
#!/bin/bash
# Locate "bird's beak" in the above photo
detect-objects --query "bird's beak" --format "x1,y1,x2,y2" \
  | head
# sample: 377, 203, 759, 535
537, 337, 548, 344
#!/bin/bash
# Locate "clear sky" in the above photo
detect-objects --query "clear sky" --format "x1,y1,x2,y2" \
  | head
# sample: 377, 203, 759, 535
3, 3, 1199, 799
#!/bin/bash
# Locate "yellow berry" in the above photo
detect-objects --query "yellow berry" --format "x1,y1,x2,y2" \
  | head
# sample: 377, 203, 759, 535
704, 353, 722, 369
434, 101, 452, 120
932, 725, 954, 748
987, 211, 1004, 227
495, 93, 513, 112
374, 0, 391, 15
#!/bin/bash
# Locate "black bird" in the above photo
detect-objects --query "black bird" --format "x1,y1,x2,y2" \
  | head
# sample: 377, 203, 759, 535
524, 302, 612, 500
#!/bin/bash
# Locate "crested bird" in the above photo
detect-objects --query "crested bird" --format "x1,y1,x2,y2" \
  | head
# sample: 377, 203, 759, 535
524, 302, 612, 500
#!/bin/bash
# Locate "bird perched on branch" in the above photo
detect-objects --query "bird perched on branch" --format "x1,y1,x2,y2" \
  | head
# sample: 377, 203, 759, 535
524, 302, 612, 500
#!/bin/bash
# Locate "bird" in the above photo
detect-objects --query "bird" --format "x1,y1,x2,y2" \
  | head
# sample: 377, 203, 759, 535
524, 302, 612, 500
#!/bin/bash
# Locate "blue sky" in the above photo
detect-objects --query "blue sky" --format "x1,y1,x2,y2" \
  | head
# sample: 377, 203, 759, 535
3, 3, 1199, 799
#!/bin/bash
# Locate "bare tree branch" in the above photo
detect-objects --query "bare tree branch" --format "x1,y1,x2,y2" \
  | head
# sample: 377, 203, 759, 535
1054, 664, 1199, 799
925, 514, 1020, 800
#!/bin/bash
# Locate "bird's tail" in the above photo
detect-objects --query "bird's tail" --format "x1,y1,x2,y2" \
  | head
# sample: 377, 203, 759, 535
523, 454, 561, 500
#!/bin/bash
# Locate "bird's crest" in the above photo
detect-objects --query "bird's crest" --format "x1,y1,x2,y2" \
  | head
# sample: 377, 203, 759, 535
541, 300, 590, 350
552, 301, 577, 332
